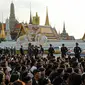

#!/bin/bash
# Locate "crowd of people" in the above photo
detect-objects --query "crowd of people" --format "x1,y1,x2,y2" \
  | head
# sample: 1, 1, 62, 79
0, 42, 85, 85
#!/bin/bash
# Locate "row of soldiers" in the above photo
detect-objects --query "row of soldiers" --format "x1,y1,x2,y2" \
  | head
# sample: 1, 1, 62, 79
20, 42, 82, 60
20, 43, 44, 58
20, 43, 58, 59
0, 47, 16, 55
0, 42, 81, 61
61, 43, 82, 61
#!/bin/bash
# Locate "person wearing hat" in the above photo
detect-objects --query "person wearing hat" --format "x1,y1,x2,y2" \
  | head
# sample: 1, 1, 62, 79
20, 45, 24, 56
38, 68, 45, 78
61, 44, 68, 58
34, 46, 39, 59
27, 43, 32, 58
32, 69, 41, 85
38, 67, 46, 85
39, 45, 44, 56
74, 43, 82, 61
48, 44, 55, 57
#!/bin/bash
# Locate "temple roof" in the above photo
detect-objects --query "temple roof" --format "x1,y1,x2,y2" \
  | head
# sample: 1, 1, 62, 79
0, 24, 6, 30
0, 23, 21, 30
15, 24, 22, 28
39, 27, 53, 33
82, 33, 85, 40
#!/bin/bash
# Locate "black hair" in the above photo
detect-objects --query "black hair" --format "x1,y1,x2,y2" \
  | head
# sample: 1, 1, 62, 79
63, 73, 70, 81
10, 72, 20, 82
74, 68, 79, 73
0, 72, 3, 83
21, 71, 31, 83
68, 73, 81, 85
57, 68, 64, 75
66, 68, 73, 73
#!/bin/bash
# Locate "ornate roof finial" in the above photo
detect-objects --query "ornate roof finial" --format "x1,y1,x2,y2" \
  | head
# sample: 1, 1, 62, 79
63, 21, 66, 33
2, 12, 3, 23
10, 1, 15, 19
45, 6, 50, 26
29, 2, 33, 24
36, 12, 38, 17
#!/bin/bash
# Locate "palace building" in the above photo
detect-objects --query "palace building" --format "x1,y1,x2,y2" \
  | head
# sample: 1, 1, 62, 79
0, 2, 75, 41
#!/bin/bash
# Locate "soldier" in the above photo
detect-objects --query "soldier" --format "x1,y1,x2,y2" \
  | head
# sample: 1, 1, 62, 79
61, 44, 68, 58
28, 43, 32, 58
34, 45, 39, 59
74, 43, 82, 61
10, 47, 13, 55
20, 45, 24, 55
39, 45, 44, 56
14, 47, 16, 55
31, 45, 35, 57
48, 44, 55, 57
4, 47, 9, 55
0, 47, 2, 55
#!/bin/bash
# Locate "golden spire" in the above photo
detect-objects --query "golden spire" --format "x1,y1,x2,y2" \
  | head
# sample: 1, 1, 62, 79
36, 12, 38, 17
33, 12, 40, 25
82, 33, 85, 40
0, 23, 6, 39
0, 13, 6, 39
45, 7, 50, 26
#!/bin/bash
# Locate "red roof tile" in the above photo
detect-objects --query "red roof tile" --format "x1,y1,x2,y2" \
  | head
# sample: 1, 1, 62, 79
15, 24, 22, 28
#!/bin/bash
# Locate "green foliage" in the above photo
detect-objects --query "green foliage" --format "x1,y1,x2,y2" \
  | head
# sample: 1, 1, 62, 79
0, 38, 6, 42
16, 50, 28, 54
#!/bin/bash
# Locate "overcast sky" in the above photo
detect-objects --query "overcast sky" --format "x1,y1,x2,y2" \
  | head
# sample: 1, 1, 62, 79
0, 0, 85, 39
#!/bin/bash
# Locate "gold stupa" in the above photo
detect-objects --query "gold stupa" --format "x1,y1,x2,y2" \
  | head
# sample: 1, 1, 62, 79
0, 23, 6, 39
